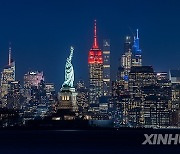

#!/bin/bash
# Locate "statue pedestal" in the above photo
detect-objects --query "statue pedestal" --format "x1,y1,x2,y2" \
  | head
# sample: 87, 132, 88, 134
55, 47, 77, 120
57, 87, 78, 112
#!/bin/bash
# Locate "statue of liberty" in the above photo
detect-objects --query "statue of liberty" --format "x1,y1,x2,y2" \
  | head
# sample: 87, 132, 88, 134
62, 46, 74, 88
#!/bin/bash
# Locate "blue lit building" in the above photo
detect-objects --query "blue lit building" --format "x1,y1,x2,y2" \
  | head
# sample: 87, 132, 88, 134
132, 29, 142, 66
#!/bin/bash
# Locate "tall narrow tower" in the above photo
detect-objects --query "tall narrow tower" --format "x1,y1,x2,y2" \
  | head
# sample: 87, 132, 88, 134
117, 36, 132, 91
8, 44, 11, 66
88, 20, 103, 108
103, 39, 111, 96
0, 44, 15, 108
132, 29, 142, 66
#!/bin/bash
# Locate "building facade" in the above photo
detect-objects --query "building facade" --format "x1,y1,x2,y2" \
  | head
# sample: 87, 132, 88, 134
88, 20, 103, 108
7, 81, 23, 110
128, 66, 171, 127
1, 45, 15, 108
132, 29, 142, 67
103, 39, 111, 96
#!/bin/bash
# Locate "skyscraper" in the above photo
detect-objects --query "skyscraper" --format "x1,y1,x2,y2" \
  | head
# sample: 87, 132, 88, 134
0, 45, 15, 108
117, 29, 142, 94
24, 71, 44, 89
128, 66, 171, 127
88, 20, 103, 108
76, 80, 89, 116
7, 81, 22, 110
118, 36, 132, 92
23, 71, 44, 117
132, 29, 142, 67
103, 39, 111, 96
45, 83, 56, 113
169, 69, 180, 84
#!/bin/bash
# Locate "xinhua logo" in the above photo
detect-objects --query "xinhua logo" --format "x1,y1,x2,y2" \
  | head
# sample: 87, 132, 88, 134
142, 134, 180, 145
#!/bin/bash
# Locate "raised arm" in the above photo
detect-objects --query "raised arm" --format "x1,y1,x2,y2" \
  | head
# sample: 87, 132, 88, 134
69, 46, 74, 61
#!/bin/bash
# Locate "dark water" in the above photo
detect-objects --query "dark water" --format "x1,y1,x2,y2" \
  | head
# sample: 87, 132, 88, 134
0, 129, 179, 154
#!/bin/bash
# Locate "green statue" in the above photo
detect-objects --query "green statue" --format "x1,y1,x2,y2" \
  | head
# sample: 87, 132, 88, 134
62, 46, 74, 88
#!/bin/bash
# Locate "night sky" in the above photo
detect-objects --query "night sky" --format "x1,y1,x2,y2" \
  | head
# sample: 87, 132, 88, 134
0, 0, 179, 90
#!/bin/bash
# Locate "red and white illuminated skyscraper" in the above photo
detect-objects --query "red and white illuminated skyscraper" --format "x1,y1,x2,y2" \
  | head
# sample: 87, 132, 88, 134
88, 20, 103, 107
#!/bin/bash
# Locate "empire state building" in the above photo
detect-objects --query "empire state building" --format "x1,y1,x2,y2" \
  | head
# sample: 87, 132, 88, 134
88, 20, 103, 109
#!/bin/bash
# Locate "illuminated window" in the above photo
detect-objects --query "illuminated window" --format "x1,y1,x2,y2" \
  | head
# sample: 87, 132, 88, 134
62, 96, 64, 100
67, 96, 69, 100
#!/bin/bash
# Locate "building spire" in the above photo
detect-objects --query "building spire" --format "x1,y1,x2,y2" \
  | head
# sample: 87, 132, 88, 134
133, 29, 142, 55
93, 20, 98, 48
8, 42, 12, 66
136, 29, 139, 39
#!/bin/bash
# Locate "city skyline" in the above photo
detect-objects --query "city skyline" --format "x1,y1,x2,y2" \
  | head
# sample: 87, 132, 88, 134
1, 1, 180, 153
0, 0, 180, 90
